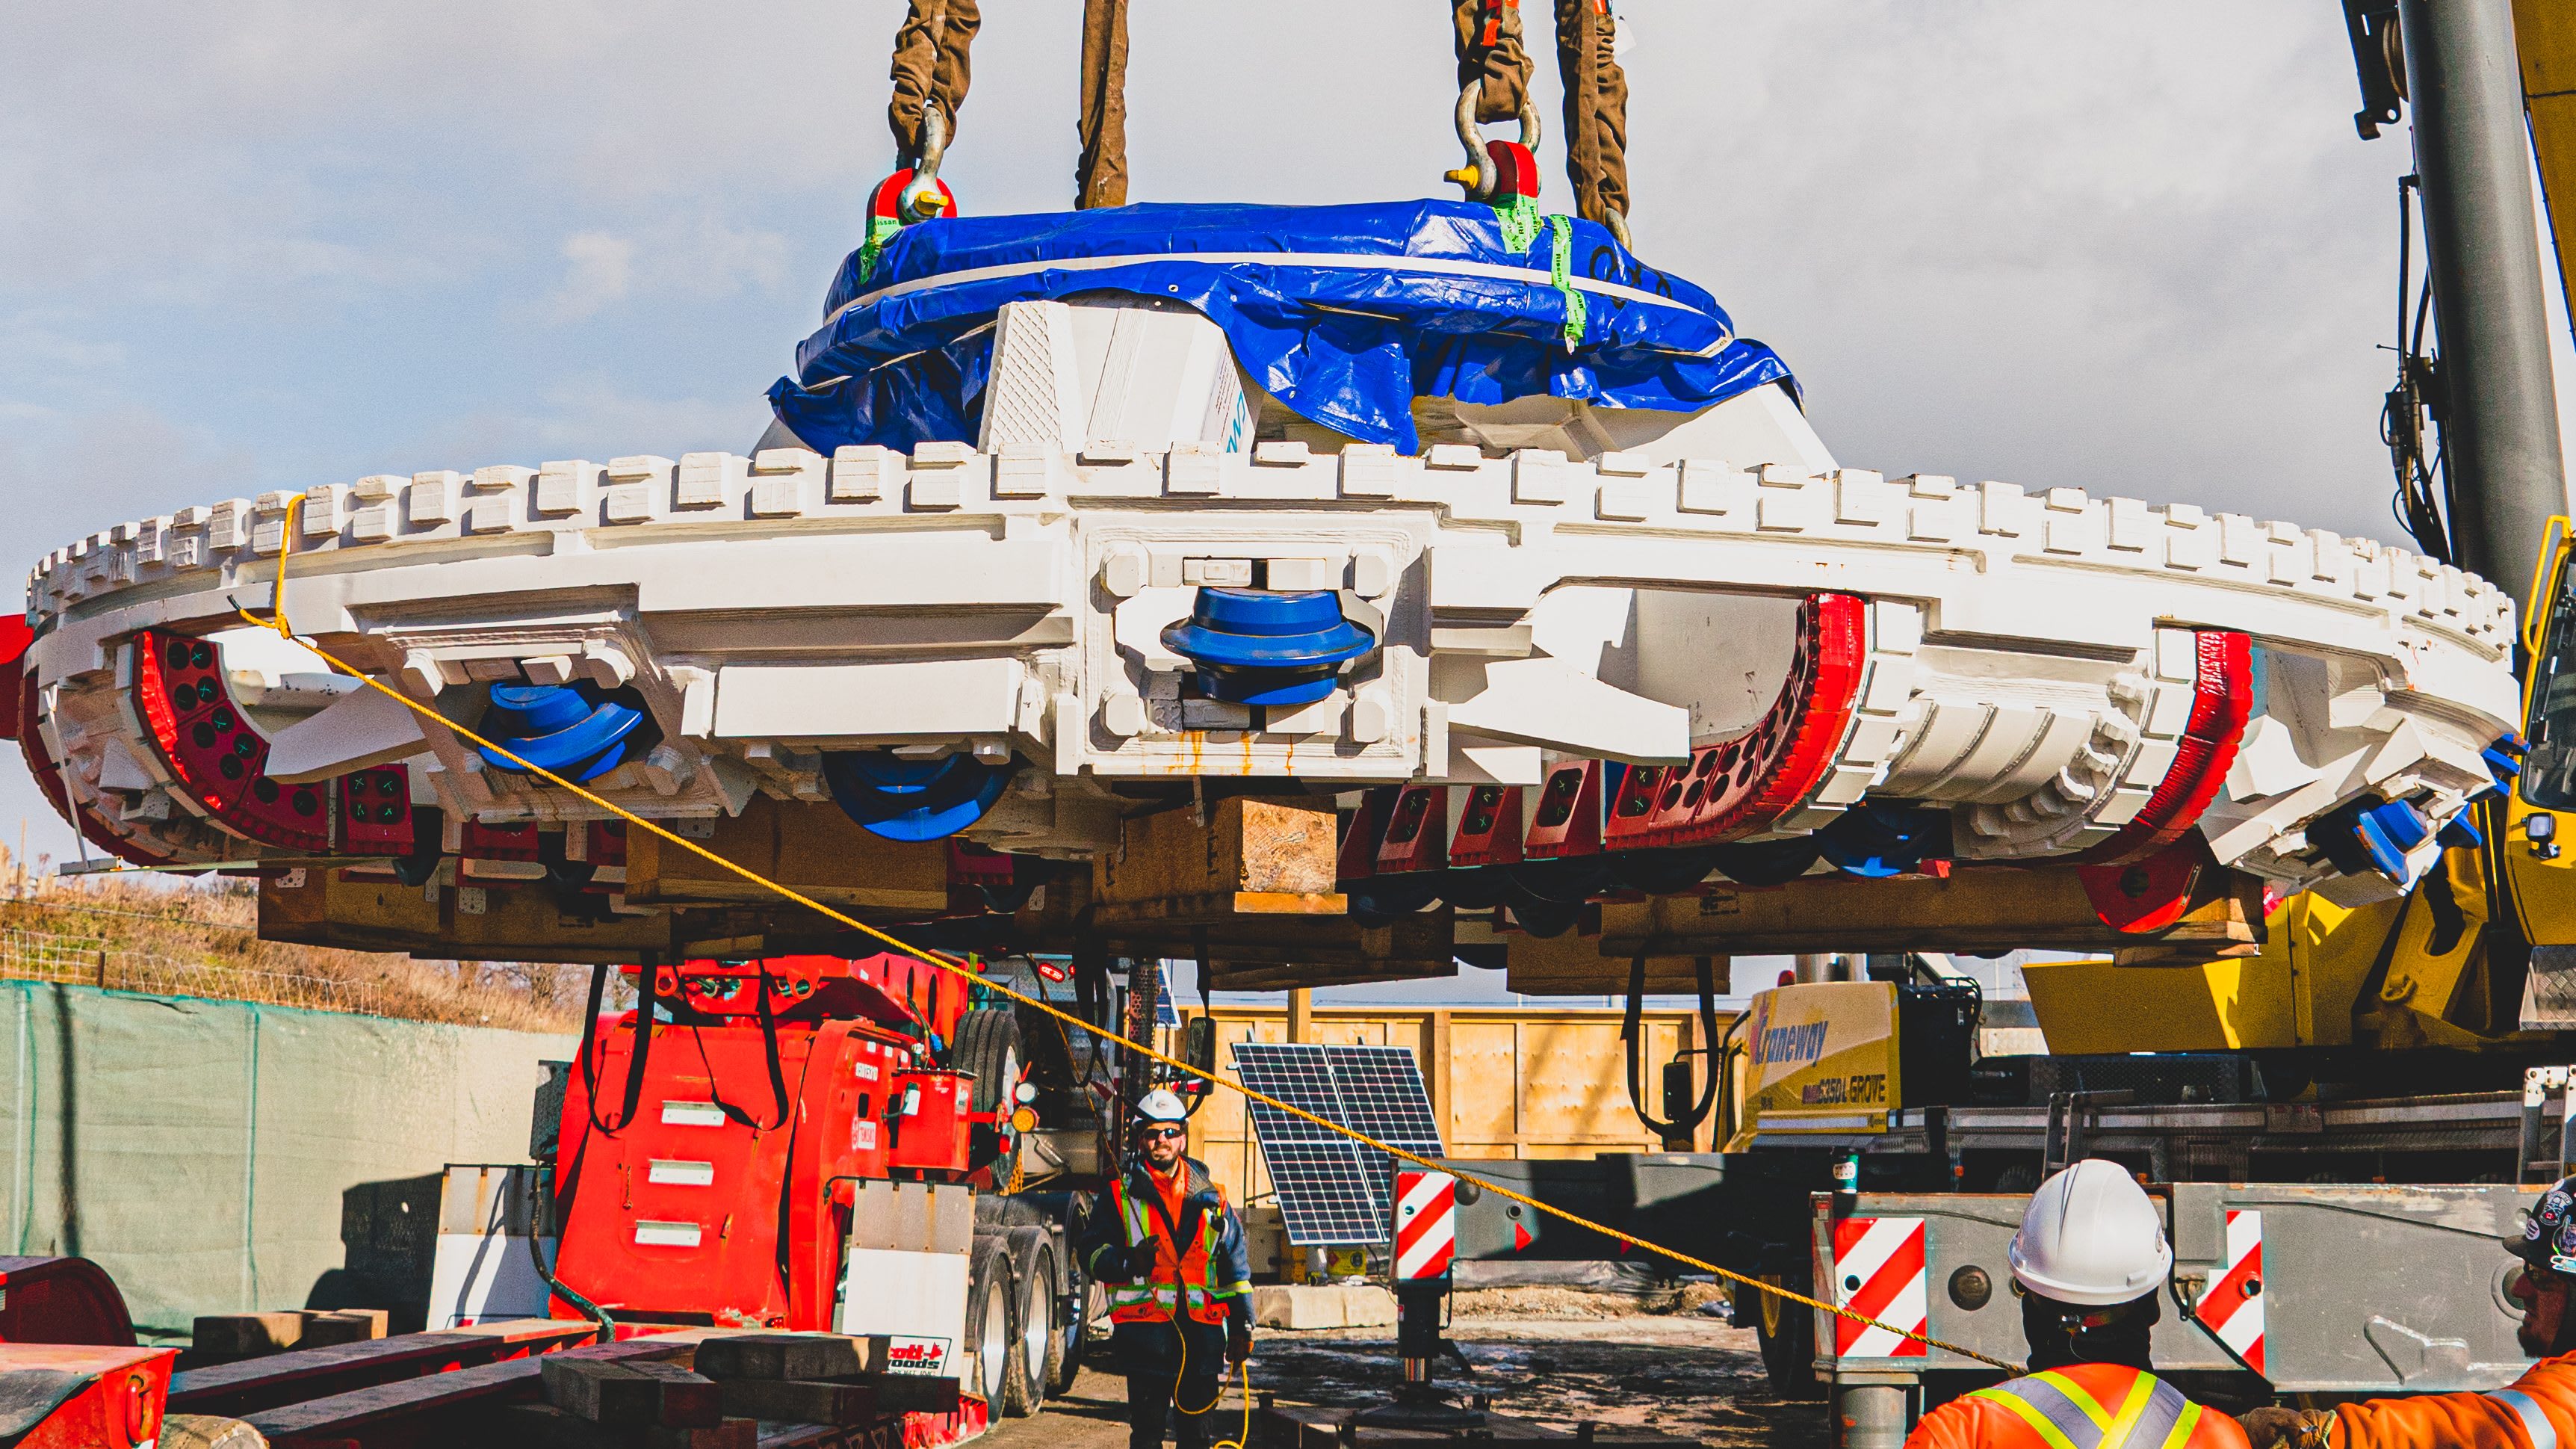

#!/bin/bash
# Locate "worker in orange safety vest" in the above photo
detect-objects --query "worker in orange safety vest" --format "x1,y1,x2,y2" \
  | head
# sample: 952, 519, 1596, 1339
1075, 1087, 1254, 1449
1907, 1160, 2250, 1449
2238, 1173, 2576, 1448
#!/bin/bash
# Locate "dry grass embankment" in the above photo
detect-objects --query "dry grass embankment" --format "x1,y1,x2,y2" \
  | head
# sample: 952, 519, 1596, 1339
0, 850, 583, 1031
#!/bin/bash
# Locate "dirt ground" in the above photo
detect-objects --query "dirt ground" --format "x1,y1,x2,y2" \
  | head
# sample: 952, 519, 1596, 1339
982, 1293, 1831, 1449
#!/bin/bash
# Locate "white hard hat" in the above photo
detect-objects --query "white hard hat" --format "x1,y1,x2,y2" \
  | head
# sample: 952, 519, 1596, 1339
1134, 1088, 1189, 1125
2007, 1159, 2173, 1306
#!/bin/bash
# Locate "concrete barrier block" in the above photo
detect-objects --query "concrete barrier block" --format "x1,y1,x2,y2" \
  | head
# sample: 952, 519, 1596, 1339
1251, 1283, 1399, 1329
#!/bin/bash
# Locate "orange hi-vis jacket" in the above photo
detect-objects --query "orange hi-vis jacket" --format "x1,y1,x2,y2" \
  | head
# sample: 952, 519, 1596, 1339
1908, 1365, 2252, 1449
1086, 1157, 1252, 1328
2319, 1353, 2576, 1448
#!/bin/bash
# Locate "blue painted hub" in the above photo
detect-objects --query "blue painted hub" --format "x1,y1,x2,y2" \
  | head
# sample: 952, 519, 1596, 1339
1161, 588, 1376, 706
2353, 797, 2432, 879
1816, 802, 1951, 878
478, 684, 645, 782
823, 750, 1012, 841
2480, 733, 2528, 796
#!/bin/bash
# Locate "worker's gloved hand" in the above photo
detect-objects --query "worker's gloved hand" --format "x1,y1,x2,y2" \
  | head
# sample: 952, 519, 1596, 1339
2238, 1406, 2332, 1448
1227, 1325, 1252, 1366
1122, 1242, 1162, 1281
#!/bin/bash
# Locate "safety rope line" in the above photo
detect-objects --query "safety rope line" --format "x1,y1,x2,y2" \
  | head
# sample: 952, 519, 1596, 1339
228, 560, 2008, 1370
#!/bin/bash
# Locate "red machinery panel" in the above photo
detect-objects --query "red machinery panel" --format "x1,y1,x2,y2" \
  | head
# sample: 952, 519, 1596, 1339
461, 819, 539, 861
129, 629, 331, 853
1603, 593, 1868, 851
888, 1069, 973, 1173
0, 617, 28, 742
2078, 631, 2253, 866
0, 1343, 170, 1449
1374, 785, 1450, 876
555, 998, 914, 1332
0, 1258, 135, 1346
2077, 837, 2216, 934
1522, 761, 1606, 859
338, 765, 414, 857
1337, 786, 1402, 883
1449, 786, 1523, 869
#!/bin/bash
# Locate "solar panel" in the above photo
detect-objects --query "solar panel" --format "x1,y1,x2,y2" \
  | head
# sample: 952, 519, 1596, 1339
1230, 1042, 1446, 1246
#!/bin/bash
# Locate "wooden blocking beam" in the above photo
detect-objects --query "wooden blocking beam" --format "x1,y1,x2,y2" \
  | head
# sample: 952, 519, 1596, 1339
714, 1377, 879, 1425
480, 1403, 755, 1449
875, 1375, 960, 1415
260, 862, 672, 962
1091, 796, 1344, 925
314, 1309, 388, 1340
542, 1355, 722, 1427
1127, 910, 1455, 986
1502, 930, 1722, 997
193, 1312, 308, 1359
692, 1332, 880, 1382
648, 1421, 755, 1449
624, 794, 952, 914
296, 1311, 385, 1349
1597, 863, 2265, 955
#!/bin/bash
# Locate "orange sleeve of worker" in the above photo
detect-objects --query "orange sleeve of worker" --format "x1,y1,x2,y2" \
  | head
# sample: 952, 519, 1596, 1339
1901, 1396, 1997, 1449
2329, 1356, 2576, 1449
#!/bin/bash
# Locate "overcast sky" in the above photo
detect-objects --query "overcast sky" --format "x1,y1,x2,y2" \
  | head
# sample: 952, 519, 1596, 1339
6, 4, 2571, 953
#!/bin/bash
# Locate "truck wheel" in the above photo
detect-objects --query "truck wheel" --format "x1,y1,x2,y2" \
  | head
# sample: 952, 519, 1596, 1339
967, 1234, 1020, 1409
952, 1007, 1027, 1164
1754, 1287, 1824, 1400
1003, 1228, 1057, 1415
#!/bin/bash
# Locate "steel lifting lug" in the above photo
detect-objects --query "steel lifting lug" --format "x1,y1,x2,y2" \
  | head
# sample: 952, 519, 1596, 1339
897, 102, 953, 223
1447, 83, 1541, 201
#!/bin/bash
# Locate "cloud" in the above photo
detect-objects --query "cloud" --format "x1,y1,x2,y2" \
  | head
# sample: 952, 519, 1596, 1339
550, 232, 637, 321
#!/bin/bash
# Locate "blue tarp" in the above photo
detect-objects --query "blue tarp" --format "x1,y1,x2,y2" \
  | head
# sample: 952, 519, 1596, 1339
767, 199, 1795, 456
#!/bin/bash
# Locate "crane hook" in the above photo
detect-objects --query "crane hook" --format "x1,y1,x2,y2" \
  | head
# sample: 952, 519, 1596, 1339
1444, 83, 1541, 201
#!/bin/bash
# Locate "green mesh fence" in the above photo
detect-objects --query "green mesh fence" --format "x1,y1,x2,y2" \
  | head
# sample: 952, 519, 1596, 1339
0, 980, 573, 1341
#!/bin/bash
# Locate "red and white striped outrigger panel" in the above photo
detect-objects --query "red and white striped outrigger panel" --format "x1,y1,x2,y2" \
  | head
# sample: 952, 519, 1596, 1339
2194, 1208, 2266, 1374
1830, 1215, 1928, 1359
1393, 1169, 1456, 1281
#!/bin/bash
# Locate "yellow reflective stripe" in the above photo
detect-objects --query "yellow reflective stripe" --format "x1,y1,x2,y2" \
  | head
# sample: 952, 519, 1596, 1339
1972, 1387, 2089, 1449
2160, 1402, 2202, 1449
2101, 1374, 2156, 1449
2032, 1371, 2116, 1430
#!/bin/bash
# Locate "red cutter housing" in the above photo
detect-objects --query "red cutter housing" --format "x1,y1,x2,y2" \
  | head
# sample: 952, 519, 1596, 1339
129, 630, 332, 853
1523, 761, 1608, 859
2079, 630, 2253, 865
1449, 785, 1524, 869
1603, 593, 1870, 851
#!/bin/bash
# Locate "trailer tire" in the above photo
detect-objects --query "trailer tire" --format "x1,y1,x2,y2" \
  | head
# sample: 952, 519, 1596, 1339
952, 1007, 1027, 1164
1003, 1227, 1058, 1416
967, 1233, 1024, 1410
1754, 1287, 1824, 1400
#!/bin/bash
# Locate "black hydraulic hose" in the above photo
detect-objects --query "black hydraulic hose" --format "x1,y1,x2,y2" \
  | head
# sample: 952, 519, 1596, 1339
1709, 1012, 1749, 1150
1623, 953, 1722, 1137
523, 1177, 615, 1344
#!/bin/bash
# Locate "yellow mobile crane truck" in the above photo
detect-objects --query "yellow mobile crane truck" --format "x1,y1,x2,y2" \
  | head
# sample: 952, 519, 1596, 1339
1678, 0, 2576, 1395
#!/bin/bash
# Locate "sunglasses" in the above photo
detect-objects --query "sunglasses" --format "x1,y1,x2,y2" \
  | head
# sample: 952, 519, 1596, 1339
1139, 1125, 1187, 1140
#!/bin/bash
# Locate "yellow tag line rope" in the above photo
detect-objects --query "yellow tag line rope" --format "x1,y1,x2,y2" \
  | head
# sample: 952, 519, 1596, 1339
235, 547, 2007, 1370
